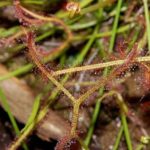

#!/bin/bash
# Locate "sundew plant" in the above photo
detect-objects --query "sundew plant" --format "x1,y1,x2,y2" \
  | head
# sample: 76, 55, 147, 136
0, 0, 150, 150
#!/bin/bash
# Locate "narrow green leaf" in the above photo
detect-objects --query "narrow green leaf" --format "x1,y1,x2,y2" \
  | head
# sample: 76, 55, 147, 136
22, 94, 41, 132
0, 88, 29, 150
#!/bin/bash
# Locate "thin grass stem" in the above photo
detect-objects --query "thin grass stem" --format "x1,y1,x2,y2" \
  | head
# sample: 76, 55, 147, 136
0, 88, 29, 150
109, 0, 123, 52
143, 0, 150, 51
113, 126, 124, 150
121, 112, 133, 150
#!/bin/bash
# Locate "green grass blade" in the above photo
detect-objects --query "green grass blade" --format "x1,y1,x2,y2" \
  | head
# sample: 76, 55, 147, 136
22, 94, 41, 132
84, 0, 123, 146
84, 100, 102, 145
0, 64, 32, 81
0, 88, 29, 150
8, 94, 41, 150
143, 0, 150, 51
113, 126, 123, 150
109, 0, 123, 52
121, 112, 132, 150
73, 25, 99, 66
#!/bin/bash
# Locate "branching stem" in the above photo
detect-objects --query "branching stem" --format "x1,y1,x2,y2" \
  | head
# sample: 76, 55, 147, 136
52, 55, 150, 76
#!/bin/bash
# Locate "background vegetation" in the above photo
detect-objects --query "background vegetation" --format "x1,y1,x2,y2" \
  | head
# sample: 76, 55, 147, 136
0, 0, 150, 150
